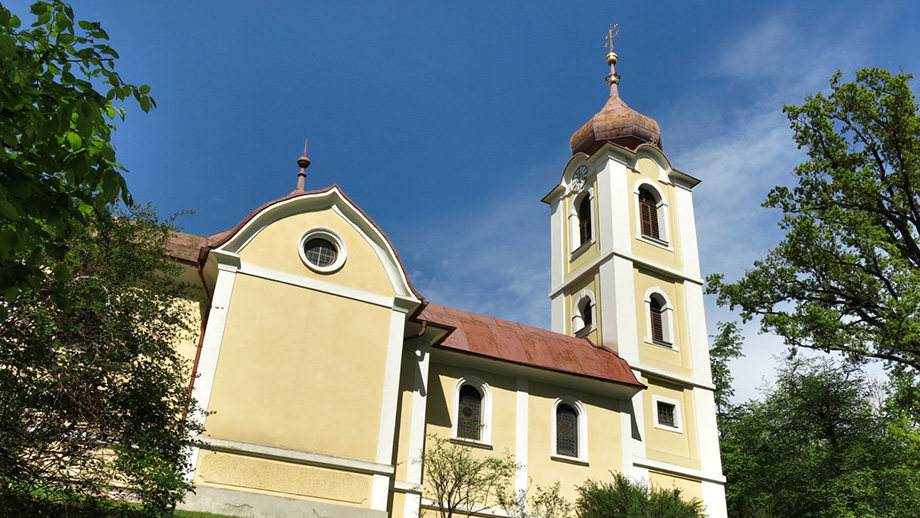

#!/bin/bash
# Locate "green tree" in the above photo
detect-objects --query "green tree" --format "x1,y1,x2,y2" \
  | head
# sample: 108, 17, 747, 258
0, 0, 154, 313
575, 473, 704, 518
0, 207, 201, 517
709, 321, 745, 420
719, 356, 920, 518
707, 68, 920, 372
418, 435, 518, 518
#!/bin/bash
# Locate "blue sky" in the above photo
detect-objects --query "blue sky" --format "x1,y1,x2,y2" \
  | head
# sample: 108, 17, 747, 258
10, 1, 920, 400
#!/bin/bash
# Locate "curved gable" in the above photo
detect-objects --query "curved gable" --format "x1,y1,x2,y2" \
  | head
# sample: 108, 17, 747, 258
207, 185, 421, 301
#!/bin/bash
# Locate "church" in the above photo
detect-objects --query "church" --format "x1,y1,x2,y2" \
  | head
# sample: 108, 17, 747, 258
165, 39, 728, 518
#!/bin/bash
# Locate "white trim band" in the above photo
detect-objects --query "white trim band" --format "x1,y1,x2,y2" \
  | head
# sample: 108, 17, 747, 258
633, 457, 727, 484
197, 436, 395, 476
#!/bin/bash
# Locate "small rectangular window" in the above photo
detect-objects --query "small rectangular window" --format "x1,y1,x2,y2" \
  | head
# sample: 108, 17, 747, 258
657, 402, 676, 428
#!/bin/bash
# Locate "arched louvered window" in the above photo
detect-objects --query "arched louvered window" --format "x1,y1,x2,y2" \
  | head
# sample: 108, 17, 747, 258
639, 188, 660, 239
581, 299, 593, 328
556, 403, 578, 457
457, 385, 483, 440
650, 296, 665, 343
578, 195, 592, 246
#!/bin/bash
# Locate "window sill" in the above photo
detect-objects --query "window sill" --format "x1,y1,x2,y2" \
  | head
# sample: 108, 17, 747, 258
569, 238, 594, 261
645, 338, 677, 350
551, 454, 589, 466
574, 325, 594, 338
450, 438, 493, 450
653, 423, 683, 433
636, 234, 672, 251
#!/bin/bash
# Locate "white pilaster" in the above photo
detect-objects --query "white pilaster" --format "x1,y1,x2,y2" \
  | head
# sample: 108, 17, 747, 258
372, 296, 416, 512
702, 480, 728, 518
184, 250, 240, 482
515, 378, 529, 501
402, 338, 431, 518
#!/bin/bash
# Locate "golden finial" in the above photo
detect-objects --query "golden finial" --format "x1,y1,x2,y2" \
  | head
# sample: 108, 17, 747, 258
605, 24, 620, 97
605, 24, 619, 65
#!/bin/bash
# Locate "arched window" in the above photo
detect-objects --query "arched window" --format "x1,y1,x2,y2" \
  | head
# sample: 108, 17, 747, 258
569, 189, 595, 254
638, 188, 660, 240
578, 195, 592, 246
573, 294, 594, 337
453, 377, 492, 444
556, 403, 579, 457
646, 292, 673, 346
552, 398, 587, 462
457, 385, 482, 440
650, 296, 664, 342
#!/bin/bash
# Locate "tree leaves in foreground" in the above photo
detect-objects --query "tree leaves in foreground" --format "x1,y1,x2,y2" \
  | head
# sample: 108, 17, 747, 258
0, 207, 201, 517
576, 473, 704, 518
0, 1, 155, 314
707, 68, 920, 372
719, 356, 920, 518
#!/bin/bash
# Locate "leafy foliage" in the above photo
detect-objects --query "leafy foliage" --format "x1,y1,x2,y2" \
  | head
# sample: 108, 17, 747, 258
498, 480, 573, 518
419, 435, 518, 518
709, 321, 745, 419
575, 472, 705, 518
0, 0, 154, 313
0, 207, 201, 517
719, 356, 920, 518
708, 68, 920, 372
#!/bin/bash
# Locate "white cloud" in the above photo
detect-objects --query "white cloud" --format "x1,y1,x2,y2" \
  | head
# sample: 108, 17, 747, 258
408, 165, 554, 329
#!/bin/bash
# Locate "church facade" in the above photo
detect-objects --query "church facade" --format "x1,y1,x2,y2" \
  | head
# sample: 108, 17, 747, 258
168, 45, 728, 518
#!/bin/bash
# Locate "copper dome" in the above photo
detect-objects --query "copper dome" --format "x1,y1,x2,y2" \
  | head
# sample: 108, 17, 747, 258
570, 94, 662, 155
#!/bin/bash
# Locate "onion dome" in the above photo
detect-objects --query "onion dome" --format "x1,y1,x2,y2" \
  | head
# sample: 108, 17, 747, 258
570, 33, 662, 155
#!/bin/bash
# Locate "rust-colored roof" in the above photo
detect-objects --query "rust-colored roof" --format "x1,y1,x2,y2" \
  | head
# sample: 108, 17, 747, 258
418, 303, 643, 388
165, 230, 207, 265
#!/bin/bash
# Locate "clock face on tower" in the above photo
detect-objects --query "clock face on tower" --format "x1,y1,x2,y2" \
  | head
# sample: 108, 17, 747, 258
572, 165, 589, 191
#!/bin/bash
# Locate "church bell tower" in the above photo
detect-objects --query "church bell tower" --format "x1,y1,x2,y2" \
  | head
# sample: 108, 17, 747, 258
541, 27, 728, 517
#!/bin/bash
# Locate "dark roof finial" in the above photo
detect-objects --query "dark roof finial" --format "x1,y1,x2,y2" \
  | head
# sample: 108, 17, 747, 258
295, 139, 310, 191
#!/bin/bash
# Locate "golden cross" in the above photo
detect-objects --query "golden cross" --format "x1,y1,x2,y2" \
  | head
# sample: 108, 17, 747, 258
606, 24, 619, 53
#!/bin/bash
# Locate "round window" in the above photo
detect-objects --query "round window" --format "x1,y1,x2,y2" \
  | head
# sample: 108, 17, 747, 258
298, 228, 347, 273
304, 238, 336, 267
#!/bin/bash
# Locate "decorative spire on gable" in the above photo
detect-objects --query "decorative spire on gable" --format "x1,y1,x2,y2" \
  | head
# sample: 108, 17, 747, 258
295, 139, 311, 192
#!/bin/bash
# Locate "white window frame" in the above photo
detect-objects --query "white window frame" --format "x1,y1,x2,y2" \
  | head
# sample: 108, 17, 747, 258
633, 180, 672, 249
298, 228, 347, 273
451, 376, 492, 446
572, 290, 596, 338
551, 397, 588, 464
652, 394, 683, 433
644, 288, 676, 349
568, 187, 595, 258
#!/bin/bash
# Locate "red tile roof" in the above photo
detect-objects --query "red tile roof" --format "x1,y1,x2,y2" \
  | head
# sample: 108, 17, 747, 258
418, 303, 644, 388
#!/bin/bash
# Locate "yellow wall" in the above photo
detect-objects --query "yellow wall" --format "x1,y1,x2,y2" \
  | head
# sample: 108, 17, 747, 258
394, 337, 421, 481
563, 272, 600, 343
633, 268, 694, 378
238, 209, 395, 297
628, 158, 683, 268
643, 378, 700, 470
204, 273, 392, 461
196, 450, 372, 507
565, 178, 601, 276
527, 382, 624, 502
